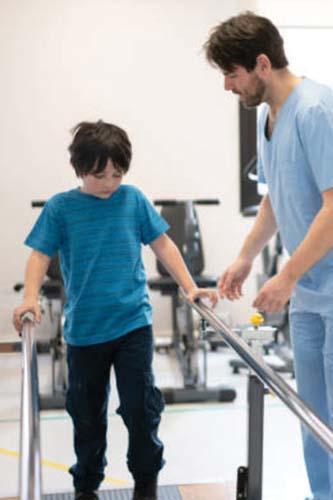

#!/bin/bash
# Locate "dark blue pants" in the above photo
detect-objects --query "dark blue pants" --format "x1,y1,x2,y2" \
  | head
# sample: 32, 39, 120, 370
65, 325, 165, 491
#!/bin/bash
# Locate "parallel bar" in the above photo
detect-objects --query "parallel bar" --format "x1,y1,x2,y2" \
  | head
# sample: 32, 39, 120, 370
19, 315, 42, 500
189, 298, 333, 455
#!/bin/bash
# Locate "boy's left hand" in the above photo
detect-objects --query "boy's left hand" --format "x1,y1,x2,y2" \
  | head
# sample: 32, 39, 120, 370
186, 287, 218, 308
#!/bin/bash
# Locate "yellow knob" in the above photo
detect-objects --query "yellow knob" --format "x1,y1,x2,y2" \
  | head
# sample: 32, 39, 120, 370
250, 313, 264, 327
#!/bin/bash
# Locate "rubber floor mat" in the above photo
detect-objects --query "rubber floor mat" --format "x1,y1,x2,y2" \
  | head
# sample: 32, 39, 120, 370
44, 485, 182, 500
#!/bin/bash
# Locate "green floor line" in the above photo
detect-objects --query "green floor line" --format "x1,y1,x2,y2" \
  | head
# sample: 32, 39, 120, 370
0, 397, 286, 424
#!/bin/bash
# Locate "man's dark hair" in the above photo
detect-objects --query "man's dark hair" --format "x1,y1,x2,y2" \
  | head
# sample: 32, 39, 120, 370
69, 120, 132, 177
204, 11, 288, 72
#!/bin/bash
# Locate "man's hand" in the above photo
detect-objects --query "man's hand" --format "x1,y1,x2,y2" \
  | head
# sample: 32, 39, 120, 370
252, 272, 297, 312
186, 287, 218, 308
12, 299, 41, 333
218, 257, 252, 300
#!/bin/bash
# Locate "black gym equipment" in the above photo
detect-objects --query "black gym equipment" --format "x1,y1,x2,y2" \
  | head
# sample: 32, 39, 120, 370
14, 200, 67, 410
230, 160, 294, 377
148, 199, 236, 404
38, 253, 67, 410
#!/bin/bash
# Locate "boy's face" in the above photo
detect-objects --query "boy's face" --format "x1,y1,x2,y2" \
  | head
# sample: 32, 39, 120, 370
81, 159, 123, 199
223, 64, 266, 108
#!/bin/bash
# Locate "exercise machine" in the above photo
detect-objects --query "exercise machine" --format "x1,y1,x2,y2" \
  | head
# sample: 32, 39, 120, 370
148, 199, 236, 404
229, 223, 294, 377
231, 158, 294, 376
14, 200, 67, 409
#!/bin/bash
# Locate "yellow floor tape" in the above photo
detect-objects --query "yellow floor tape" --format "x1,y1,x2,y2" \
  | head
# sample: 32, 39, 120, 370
0, 448, 127, 486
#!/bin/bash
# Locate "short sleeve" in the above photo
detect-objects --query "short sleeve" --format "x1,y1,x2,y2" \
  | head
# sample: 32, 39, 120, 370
25, 200, 63, 257
298, 105, 333, 193
137, 191, 169, 245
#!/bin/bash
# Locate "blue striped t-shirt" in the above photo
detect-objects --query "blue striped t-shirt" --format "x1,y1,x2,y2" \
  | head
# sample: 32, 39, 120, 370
25, 185, 169, 345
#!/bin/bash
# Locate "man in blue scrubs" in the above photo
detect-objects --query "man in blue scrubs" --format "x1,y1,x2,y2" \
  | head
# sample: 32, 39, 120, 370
204, 12, 333, 500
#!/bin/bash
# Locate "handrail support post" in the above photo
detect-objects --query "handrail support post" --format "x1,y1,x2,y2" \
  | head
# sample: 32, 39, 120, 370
236, 374, 265, 500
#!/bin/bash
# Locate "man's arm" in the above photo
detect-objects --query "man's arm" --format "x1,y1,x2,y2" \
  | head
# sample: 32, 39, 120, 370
13, 249, 51, 332
150, 234, 217, 305
219, 194, 277, 299
253, 188, 333, 311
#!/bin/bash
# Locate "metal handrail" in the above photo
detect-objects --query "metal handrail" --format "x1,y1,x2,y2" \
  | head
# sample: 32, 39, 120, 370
189, 298, 333, 455
19, 314, 42, 500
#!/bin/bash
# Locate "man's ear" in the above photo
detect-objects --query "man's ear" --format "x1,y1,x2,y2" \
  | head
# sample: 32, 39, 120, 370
255, 54, 272, 75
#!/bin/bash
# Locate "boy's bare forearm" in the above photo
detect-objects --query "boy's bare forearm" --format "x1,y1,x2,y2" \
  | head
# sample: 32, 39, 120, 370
239, 194, 278, 262
23, 250, 51, 299
150, 235, 197, 293
12, 250, 50, 331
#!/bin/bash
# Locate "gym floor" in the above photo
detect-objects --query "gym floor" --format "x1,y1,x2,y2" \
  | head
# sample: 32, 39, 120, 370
0, 332, 311, 500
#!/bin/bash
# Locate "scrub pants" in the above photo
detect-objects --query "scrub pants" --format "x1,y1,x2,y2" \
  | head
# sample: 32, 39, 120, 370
290, 312, 333, 500
65, 325, 165, 492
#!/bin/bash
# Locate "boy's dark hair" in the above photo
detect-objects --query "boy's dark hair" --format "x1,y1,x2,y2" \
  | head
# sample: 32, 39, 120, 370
69, 120, 132, 177
204, 11, 288, 72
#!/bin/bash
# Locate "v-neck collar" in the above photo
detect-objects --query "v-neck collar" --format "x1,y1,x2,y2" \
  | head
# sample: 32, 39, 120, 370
264, 77, 307, 142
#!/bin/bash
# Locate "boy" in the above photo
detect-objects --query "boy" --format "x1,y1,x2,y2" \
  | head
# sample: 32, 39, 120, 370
13, 120, 217, 500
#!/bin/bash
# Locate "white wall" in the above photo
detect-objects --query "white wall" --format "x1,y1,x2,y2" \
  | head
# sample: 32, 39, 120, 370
256, 1, 333, 84
257, 0, 333, 25
1, 0, 261, 336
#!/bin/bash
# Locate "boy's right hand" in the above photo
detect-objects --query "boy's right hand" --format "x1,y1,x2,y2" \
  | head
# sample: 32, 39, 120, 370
12, 299, 41, 333
218, 257, 252, 300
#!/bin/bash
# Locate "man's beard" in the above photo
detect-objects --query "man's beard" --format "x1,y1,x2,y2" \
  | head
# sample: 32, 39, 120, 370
241, 76, 265, 109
